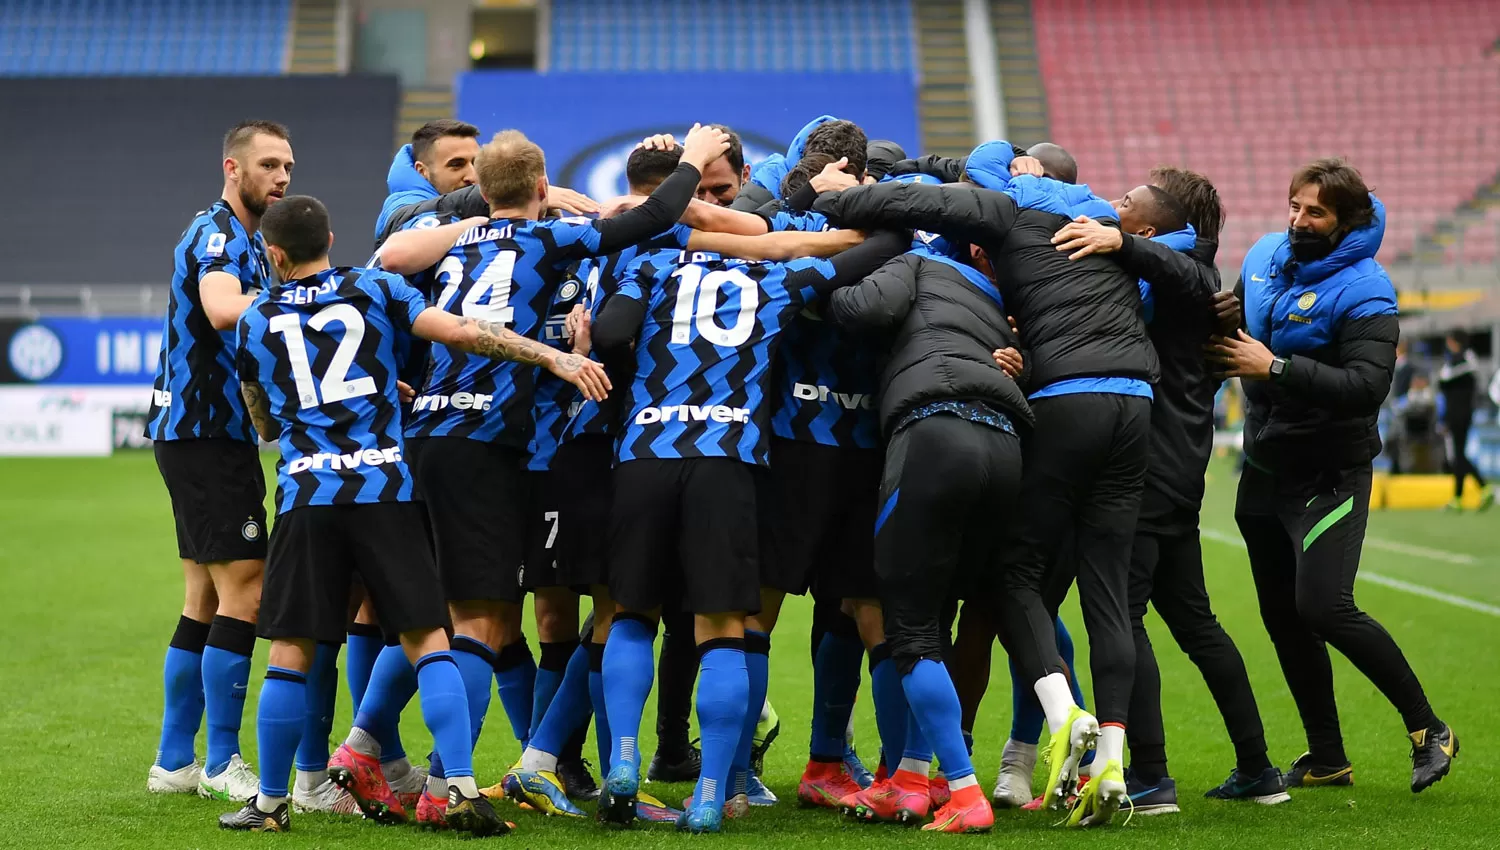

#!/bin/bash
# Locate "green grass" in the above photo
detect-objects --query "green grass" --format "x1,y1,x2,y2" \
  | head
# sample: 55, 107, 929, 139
0, 451, 1494, 848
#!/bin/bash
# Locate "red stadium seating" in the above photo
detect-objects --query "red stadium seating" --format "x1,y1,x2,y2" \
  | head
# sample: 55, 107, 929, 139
1031, 0, 1500, 271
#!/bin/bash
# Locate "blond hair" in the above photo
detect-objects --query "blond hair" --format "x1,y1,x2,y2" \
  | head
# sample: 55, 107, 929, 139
476, 130, 546, 209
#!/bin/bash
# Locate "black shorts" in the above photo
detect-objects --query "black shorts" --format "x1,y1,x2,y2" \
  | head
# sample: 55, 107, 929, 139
260, 502, 449, 643
522, 469, 580, 591
553, 435, 615, 589
758, 438, 880, 599
609, 457, 760, 616
409, 436, 527, 604
154, 438, 268, 563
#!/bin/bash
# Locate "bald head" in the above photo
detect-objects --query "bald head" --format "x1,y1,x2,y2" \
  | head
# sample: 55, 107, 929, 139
1026, 143, 1077, 184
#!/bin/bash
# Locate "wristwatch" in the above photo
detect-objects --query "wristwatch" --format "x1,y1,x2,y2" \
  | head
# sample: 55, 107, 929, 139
1269, 357, 1290, 380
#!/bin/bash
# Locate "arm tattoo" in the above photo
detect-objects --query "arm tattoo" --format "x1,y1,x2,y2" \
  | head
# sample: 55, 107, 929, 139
455, 317, 556, 366
240, 381, 278, 442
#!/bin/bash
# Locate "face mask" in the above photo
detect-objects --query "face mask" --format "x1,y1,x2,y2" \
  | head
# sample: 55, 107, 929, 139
1288, 228, 1336, 263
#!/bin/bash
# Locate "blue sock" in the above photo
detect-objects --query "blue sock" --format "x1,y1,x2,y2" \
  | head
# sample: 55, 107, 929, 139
345, 625, 384, 716
693, 643, 749, 808
294, 642, 339, 772
869, 648, 908, 768
157, 616, 208, 771
729, 631, 769, 795
429, 750, 444, 780
531, 640, 578, 743
203, 615, 255, 776
530, 641, 592, 757
415, 652, 474, 779
810, 629, 863, 761
353, 644, 414, 762
587, 641, 611, 772
603, 617, 657, 777
493, 639, 536, 748
902, 707, 933, 763
903, 659, 973, 781
452, 637, 497, 747
256, 667, 307, 799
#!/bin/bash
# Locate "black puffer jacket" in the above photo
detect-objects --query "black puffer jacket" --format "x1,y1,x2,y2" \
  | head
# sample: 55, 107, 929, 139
373, 184, 491, 251
1114, 234, 1222, 531
813, 181, 1158, 389
824, 249, 1033, 437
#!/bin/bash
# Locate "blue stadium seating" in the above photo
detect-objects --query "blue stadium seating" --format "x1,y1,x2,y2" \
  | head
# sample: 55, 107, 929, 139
549, 0, 915, 73
0, 0, 291, 75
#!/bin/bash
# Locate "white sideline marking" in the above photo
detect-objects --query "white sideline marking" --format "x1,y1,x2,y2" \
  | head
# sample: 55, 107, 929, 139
1201, 528, 1500, 618
1363, 538, 1476, 566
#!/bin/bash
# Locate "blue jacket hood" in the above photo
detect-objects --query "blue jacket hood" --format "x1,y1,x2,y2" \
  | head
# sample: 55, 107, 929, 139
1137, 225, 1197, 324
374, 144, 439, 238
964, 141, 1117, 222
750, 114, 839, 198
1261, 194, 1387, 286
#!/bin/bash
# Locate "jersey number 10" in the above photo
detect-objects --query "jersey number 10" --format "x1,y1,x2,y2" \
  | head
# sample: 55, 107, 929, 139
669, 265, 759, 348
268, 305, 377, 408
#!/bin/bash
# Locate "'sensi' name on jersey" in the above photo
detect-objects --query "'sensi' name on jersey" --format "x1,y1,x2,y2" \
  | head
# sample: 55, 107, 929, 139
793, 382, 873, 410
278, 281, 337, 305
288, 447, 403, 474
635, 404, 751, 425
411, 392, 495, 412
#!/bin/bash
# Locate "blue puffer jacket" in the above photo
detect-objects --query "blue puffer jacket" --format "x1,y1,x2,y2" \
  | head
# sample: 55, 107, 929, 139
373, 144, 438, 242
1238, 195, 1400, 472
1137, 225, 1198, 324
963, 140, 1118, 222
749, 114, 837, 199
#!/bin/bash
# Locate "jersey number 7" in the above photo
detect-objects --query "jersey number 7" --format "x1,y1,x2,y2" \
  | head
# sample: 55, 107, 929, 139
268, 305, 377, 408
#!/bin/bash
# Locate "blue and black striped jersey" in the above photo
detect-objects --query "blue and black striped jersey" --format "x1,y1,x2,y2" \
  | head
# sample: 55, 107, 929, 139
525, 262, 589, 471
405, 215, 667, 448
236, 267, 426, 515
759, 208, 880, 450
560, 224, 694, 444
614, 249, 841, 466
373, 210, 462, 392
146, 200, 269, 442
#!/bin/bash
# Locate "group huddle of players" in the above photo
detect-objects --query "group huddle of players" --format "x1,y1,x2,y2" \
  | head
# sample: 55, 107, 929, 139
143, 111, 1458, 839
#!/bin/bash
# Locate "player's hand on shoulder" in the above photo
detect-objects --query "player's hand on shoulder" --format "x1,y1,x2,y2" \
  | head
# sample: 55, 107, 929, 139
599, 194, 648, 219
1009, 155, 1045, 178
548, 187, 601, 216
811, 158, 860, 194
548, 351, 611, 402
1052, 216, 1122, 260
680, 123, 732, 172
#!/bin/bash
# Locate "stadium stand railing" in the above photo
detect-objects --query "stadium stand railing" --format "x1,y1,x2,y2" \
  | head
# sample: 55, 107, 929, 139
0, 0, 292, 76
1030, 0, 1500, 284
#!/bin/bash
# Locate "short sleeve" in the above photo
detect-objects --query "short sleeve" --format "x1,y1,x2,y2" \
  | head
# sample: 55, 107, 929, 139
234, 316, 259, 383
381, 273, 429, 333
542, 216, 607, 261
197, 215, 249, 280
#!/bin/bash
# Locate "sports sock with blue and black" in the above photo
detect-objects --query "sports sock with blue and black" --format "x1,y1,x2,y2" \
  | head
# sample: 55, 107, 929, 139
157, 615, 209, 771
603, 614, 657, 780
256, 666, 307, 808
869, 644, 908, 769
694, 638, 749, 809
415, 651, 478, 794
451, 636, 497, 747
293, 641, 340, 788
588, 639, 612, 772
345, 623, 384, 715
493, 639, 536, 748
531, 639, 578, 743
203, 614, 256, 776
729, 630, 770, 795
903, 659, 975, 783
353, 644, 414, 764
528, 641, 592, 759
811, 614, 864, 762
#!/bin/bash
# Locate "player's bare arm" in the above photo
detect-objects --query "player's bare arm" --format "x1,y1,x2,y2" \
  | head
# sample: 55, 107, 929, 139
412, 309, 611, 401
686, 228, 866, 262
239, 380, 278, 442
201, 271, 259, 331
679, 200, 771, 235
377, 215, 491, 275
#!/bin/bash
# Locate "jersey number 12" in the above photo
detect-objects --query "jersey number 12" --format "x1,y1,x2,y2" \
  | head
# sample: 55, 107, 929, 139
268, 305, 377, 408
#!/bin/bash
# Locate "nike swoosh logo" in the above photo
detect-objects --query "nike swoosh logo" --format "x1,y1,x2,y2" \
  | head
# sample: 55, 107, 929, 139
1251, 275, 1266, 282
1128, 787, 1161, 800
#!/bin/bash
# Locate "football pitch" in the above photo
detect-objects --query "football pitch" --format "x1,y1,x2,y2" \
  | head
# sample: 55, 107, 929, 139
1, 451, 1494, 849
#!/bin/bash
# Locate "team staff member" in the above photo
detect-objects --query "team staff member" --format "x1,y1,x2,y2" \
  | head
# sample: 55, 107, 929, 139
1211, 158, 1457, 794
1437, 331, 1493, 511
145, 120, 292, 802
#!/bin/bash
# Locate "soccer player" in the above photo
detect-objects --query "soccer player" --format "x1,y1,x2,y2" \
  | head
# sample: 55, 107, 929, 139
590, 225, 907, 833
823, 235, 1036, 834
811, 143, 1148, 827
366, 123, 730, 817
145, 120, 291, 801
222, 194, 607, 834
1211, 158, 1457, 794
373, 119, 482, 239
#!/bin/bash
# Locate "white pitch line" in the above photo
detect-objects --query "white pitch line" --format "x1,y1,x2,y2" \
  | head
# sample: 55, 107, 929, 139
1200, 528, 1500, 618
1363, 537, 1476, 566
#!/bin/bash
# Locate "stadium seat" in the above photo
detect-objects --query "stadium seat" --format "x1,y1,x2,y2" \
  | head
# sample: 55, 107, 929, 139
0, 0, 291, 76
1032, 0, 1500, 271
